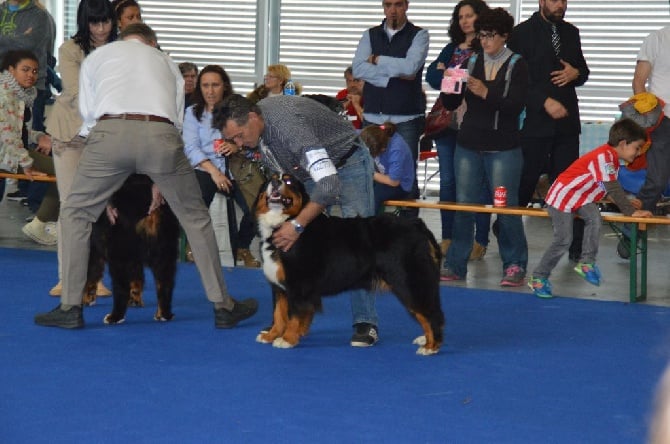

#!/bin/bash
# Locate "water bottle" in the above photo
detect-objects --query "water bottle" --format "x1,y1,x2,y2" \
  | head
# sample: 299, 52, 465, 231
284, 79, 296, 96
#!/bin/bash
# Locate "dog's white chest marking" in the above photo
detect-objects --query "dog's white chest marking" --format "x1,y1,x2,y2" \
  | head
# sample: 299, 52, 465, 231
258, 209, 289, 290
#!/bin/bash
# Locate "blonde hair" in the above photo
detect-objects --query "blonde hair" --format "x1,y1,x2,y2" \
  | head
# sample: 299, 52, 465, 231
267, 64, 291, 87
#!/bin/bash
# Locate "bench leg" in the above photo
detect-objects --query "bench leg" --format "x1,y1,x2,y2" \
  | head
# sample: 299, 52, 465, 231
628, 224, 648, 303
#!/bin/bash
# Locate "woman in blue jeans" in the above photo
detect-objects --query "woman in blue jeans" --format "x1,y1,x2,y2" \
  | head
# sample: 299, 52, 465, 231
425, 0, 491, 259
440, 7, 528, 286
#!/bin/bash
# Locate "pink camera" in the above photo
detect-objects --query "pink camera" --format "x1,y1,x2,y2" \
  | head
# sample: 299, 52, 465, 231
441, 67, 469, 94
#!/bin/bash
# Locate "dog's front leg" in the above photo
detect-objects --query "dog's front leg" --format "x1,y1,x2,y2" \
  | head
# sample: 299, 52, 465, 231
256, 289, 288, 343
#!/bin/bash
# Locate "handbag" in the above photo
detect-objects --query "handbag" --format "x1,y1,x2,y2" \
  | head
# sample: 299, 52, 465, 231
424, 95, 454, 140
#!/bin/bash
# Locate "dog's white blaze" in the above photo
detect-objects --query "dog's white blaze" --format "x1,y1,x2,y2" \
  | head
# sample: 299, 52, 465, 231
257, 208, 290, 290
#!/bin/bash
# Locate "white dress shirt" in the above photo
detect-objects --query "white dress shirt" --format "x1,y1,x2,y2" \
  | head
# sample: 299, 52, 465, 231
78, 38, 184, 136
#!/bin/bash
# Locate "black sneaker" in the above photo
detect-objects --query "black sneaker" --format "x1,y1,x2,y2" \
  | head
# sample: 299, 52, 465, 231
214, 298, 258, 329
6, 190, 27, 201
34, 304, 84, 329
350, 322, 379, 347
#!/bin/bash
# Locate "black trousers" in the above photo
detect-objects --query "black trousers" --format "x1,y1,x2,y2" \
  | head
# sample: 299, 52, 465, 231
638, 117, 670, 211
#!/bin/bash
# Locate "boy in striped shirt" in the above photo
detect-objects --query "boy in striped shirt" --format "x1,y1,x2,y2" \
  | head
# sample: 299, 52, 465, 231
529, 118, 653, 298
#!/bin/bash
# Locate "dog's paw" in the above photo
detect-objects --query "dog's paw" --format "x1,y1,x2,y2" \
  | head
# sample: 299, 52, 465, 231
412, 335, 427, 346
416, 346, 439, 356
272, 337, 296, 349
256, 333, 273, 344
103, 313, 125, 325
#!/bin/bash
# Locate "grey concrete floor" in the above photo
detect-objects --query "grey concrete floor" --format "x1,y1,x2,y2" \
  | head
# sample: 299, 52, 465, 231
2, 179, 669, 306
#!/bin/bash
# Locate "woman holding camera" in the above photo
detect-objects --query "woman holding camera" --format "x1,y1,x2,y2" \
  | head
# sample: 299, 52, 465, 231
182, 65, 261, 267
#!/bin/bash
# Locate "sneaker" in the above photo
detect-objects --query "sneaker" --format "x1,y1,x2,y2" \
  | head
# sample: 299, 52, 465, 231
236, 248, 261, 268
350, 322, 379, 347
500, 264, 526, 287
574, 262, 601, 286
528, 276, 553, 298
439, 267, 462, 282
22, 218, 58, 246
469, 242, 487, 261
214, 298, 259, 329
34, 304, 84, 329
49, 280, 62, 297
6, 190, 27, 201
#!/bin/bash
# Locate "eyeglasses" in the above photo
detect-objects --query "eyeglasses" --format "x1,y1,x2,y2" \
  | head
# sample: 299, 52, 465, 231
477, 31, 498, 40
264, 74, 279, 80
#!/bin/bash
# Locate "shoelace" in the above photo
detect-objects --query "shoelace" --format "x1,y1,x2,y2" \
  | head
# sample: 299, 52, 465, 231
505, 265, 522, 277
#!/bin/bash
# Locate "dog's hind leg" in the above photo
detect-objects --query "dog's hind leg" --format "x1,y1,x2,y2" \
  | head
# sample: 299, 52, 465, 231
412, 312, 442, 355
257, 289, 288, 344
151, 258, 176, 322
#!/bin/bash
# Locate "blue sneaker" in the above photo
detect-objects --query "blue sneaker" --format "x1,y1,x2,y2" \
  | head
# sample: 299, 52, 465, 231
528, 276, 553, 298
574, 263, 601, 286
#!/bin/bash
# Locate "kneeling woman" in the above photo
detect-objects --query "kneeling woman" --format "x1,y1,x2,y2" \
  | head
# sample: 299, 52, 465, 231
360, 122, 415, 215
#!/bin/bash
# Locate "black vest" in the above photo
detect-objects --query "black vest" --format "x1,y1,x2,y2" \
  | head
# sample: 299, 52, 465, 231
363, 21, 426, 116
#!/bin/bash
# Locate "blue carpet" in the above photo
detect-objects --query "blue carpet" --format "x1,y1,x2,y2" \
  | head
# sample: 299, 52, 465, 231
1, 247, 670, 443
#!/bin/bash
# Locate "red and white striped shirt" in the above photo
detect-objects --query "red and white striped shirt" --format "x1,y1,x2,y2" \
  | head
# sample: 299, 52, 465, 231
545, 144, 620, 212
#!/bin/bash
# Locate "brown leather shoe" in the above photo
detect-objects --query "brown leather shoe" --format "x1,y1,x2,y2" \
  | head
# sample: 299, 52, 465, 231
440, 239, 451, 256
49, 280, 62, 297
236, 248, 261, 268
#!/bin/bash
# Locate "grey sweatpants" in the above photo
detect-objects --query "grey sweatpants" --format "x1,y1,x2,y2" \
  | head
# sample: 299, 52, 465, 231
532, 203, 601, 278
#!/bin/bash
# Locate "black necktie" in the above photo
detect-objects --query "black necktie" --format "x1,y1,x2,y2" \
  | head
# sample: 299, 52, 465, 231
551, 24, 561, 56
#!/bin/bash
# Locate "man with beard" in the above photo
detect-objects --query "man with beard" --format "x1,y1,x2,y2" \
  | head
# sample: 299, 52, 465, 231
507, 0, 589, 261
352, 0, 428, 209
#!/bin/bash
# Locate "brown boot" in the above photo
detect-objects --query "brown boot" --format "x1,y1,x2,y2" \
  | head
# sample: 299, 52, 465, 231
469, 242, 487, 261
49, 280, 62, 297
236, 248, 261, 268
96, 280, 112, 297
440, 239, 451, 256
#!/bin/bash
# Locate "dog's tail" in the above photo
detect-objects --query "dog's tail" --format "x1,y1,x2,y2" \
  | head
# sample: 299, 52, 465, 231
412, 218, 442, 268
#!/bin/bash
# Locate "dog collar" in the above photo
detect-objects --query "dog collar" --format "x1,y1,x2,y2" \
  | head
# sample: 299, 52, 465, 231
290, 219, 304, 234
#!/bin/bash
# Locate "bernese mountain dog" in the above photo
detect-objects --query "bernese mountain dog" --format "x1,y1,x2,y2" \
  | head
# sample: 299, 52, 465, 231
255, 173, 445, 355
84, 174, 180, 324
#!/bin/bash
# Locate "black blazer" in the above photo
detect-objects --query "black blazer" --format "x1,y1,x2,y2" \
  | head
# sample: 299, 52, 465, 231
507, 12, 589, 137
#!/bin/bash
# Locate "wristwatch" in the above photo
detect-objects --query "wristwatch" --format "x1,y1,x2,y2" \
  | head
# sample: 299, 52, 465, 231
290, 219, 304, 234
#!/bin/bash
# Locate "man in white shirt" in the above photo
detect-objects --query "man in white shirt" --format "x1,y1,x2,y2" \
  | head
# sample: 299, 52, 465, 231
632, 26, 670, 211
34, 23, 258, 329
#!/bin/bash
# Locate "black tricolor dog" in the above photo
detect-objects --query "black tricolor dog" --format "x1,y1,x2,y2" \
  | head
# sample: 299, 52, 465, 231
255, 173, 445, 355
85, 174, 180, 324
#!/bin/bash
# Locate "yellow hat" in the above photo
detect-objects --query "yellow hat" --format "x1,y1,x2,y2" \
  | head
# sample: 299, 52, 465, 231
631, 92, 658, 114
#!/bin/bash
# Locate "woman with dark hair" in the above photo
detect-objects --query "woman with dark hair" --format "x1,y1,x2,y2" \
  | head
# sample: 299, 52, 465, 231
360, 122, 415, 214
43, 0, 116, 297
183, 65, 262, 268
425, 0, 491, 261
441, 7, 529, 286
111, 0, 142, 32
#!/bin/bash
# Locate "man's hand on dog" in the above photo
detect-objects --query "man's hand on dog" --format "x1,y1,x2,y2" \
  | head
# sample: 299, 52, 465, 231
273, 222, 300, 252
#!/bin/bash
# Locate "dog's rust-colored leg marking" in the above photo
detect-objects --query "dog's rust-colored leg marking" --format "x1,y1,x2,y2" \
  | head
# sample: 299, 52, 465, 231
129, 280, 144, 307
414, 312, 440, 354
82, 283, 97, 306
298, 310, 314, 337
137, 212, 160, 238
258, 293, 288, 343
281, 314, 302, 346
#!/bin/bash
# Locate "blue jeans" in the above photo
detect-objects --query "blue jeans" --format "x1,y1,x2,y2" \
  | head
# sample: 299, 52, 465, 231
304, 147, 378, 327
435, 131, 491, 245
445, 146, 528, 277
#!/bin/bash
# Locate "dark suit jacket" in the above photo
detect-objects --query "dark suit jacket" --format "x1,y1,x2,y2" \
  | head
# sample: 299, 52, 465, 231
507, 11, 589, 137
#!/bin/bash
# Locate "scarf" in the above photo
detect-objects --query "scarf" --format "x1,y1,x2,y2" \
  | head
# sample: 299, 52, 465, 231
0, 70, 37, 107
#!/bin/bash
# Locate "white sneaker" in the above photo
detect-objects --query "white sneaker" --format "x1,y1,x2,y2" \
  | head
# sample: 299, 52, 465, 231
22, 218, 58, 246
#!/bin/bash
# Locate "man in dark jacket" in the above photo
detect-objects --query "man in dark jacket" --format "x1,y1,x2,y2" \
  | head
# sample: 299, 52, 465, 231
507, 0, 589, 260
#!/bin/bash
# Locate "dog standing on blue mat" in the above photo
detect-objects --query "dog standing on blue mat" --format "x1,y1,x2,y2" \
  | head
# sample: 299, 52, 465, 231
255, 173, 445, 355
86, 174, 181, 324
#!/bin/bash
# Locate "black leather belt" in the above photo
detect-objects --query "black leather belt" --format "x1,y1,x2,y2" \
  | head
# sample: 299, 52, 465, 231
99, 113, 174, 126
336, 144, 360, 168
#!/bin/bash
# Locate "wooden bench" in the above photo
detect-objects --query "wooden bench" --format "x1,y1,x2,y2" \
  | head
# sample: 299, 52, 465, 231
0, 172, 57, 183
385, 199, 670, 303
